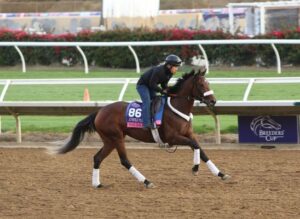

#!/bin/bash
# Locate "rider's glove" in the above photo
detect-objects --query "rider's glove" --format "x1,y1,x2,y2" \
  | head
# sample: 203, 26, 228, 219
161, 89, 168, 95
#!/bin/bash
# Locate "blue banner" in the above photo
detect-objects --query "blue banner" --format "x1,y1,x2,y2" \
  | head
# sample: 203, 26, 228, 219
238, 116, 299, 144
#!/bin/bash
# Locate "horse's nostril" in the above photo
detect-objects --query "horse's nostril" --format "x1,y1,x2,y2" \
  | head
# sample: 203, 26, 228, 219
211, 100, 216, 106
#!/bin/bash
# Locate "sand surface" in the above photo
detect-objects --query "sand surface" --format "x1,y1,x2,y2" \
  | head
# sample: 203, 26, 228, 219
1, 147, 300, 218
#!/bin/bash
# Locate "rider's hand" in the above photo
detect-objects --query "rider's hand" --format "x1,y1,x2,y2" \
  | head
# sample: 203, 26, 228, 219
161, 89, 168, 95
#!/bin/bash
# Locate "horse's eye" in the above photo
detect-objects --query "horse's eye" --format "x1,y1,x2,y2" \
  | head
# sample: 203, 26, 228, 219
199, 82, 204, 87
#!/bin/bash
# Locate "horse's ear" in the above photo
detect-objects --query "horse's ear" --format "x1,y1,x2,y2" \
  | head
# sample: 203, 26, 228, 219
189, 69, 195, 75
198, 66, 207, 76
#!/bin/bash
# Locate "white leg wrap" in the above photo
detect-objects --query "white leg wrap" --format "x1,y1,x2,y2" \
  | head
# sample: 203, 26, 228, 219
129, 166, 146, 183
193, 149, 200, 165
206, 160, 220, 176
92, 168, 101, 187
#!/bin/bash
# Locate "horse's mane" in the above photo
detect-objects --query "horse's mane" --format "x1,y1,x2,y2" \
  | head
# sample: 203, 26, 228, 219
168, 69, 196, 94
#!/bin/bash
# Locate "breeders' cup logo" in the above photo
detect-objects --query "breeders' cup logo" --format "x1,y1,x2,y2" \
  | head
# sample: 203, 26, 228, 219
131, 102, 141, 108
250, 116, 284, 141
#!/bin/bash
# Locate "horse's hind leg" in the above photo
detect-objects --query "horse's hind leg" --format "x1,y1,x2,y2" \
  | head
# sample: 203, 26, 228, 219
199, 147, 231, 180
115, 142, 154, 188
92, 144, 114, 188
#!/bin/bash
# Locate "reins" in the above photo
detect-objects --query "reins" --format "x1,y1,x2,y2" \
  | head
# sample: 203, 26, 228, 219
166, 75, 206, 102
165, 93, 197, 102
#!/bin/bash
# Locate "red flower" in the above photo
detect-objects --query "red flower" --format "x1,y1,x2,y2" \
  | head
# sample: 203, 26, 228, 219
271, 31, 284, 39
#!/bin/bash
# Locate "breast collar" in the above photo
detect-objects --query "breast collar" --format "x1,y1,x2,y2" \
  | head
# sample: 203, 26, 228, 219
167, 97, 193, 122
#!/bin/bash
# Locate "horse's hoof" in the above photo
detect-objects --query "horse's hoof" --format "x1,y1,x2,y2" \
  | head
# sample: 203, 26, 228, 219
146, 182, 155, 188
221, 174, 231, 181
192, 165, 199, 176
192, 170, 199, 176
144, 181, 155, 188
93, 184, 103, 188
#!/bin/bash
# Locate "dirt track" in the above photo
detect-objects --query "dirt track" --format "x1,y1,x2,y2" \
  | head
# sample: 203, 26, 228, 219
1, 146, 300, 219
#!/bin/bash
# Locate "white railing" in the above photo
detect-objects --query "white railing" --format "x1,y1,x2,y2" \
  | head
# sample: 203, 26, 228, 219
1, 77, 300, 143
1, 77, 300, 102
1, 39, 300, 74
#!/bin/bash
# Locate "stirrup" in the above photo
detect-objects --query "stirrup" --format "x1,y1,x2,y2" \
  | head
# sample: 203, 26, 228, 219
159, 143, 177, 153
150, 127, 177, 153
158, 142, 169, 149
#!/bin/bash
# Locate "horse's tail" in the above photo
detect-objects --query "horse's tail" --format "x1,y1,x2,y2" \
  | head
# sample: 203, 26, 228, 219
56, 112, 97, 154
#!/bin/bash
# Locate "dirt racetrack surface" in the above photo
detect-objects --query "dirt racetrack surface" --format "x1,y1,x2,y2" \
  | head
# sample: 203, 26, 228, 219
1, 146, 300, 219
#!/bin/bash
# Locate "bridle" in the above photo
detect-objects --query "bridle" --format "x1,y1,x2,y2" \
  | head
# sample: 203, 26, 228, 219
167, 74, 214, 104
190, 74, 214, 103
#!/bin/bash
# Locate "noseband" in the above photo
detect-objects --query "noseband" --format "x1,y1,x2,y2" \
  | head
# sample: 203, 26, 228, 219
191, 76, 214, 103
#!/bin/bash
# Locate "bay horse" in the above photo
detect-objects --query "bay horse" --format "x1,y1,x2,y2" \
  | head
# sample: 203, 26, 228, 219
54, 68, 230, 188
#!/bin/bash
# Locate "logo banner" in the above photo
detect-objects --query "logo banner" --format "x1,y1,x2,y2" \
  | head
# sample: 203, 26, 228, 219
238, 116, 299, 144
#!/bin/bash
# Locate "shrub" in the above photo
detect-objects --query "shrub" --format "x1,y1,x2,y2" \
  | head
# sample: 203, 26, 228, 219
1, 28, 300, 68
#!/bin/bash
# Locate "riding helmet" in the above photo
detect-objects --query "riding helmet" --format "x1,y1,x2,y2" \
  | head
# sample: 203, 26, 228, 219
165, 54, 182, 66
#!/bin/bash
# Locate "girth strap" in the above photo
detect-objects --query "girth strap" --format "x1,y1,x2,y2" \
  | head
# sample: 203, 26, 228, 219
150, 128, 176, 152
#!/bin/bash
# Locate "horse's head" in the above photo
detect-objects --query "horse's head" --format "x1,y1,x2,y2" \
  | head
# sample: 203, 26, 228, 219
168, 68, 216, 107
191, 68, 216, 107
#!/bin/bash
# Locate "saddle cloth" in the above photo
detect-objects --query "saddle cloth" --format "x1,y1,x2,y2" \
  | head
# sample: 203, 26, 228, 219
125, 97, 166, 128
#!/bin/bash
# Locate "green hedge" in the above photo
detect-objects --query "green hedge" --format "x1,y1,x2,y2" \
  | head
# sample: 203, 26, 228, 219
1, 28, 300, 68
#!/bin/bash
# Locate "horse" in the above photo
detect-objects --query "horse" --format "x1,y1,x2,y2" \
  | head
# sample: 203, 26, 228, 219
54, 68, 230, 188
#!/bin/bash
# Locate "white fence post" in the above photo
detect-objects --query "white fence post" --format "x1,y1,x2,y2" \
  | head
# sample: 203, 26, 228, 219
0, 80, 11, 134
243, 78, 255, 101
271, 43, 281, 74
198, 44, 209, 74
14, 114, 22, 143
14, 46, 26, 73
76, 46, 89, 74
128, 46, 140, 73
119, 78, 130, 101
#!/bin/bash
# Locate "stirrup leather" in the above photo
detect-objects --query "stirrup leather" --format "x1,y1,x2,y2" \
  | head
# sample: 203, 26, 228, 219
150, 128, 168, 148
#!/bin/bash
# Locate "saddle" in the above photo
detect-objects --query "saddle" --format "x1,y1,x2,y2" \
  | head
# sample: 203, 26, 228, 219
125, 96, 168, 148
125, 96, 166, 128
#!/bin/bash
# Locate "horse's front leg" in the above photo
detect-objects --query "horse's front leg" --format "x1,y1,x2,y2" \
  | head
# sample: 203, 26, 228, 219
199, 146, 230, 180
169, 136, 230, 180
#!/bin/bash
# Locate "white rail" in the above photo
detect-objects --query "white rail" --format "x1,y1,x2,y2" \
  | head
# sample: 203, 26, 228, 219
1, 39, 300, 74
1, 77, 300, 102
0, 77, 300, 143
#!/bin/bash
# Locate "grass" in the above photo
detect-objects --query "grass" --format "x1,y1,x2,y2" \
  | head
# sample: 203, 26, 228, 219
0, 67, 300, 134
5, 84, 124, 101
1, 66, 300, 79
